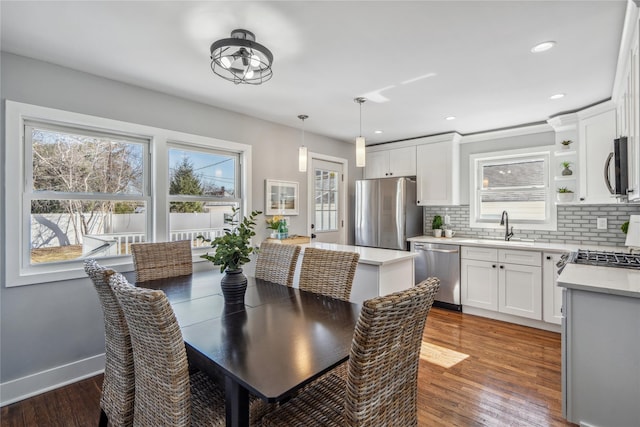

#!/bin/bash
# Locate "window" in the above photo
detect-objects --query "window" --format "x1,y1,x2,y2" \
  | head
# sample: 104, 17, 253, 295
314, 169, 338, 232
26, 123, 149, 265
5, 101, 252, 286
168, 146, 240, 245
470, 147, 556, 230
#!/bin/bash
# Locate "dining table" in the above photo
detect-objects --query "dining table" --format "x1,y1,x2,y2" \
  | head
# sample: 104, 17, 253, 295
135, 268, 361, 427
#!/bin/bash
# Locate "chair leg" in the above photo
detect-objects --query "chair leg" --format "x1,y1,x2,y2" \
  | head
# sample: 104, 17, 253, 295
99, 408, 108, 427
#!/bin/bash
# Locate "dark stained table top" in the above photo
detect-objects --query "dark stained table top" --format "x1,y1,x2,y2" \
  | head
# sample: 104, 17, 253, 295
137, 269, 360, 427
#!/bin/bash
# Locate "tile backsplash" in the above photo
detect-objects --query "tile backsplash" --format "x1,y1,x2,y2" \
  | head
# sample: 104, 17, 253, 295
422, 204, 640, 247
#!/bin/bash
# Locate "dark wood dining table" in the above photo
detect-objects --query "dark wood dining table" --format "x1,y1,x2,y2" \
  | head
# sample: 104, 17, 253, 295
136, 269, 361, 427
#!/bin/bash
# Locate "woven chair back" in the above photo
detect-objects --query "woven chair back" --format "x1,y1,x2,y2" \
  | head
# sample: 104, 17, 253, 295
255, 242, 301, 286
131, 240, 193, 282
84, 259, 135, 427
109, 272, 193, 427
298, 247, 359, 300
344, 277, 440, 426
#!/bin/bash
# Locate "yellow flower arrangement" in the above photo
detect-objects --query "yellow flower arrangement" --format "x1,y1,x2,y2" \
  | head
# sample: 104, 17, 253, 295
266, 215, 284, 230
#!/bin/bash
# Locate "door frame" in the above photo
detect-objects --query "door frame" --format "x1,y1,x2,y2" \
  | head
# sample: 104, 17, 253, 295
306, 152, 349, 244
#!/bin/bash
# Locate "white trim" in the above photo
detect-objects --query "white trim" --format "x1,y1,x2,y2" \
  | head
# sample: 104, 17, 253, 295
612, 0, 640, 100
306, 152, 348, 244
4, 100, 252, 286
460, 124, 552, 144
0, 353, 105, 407
469, 145, 557, 231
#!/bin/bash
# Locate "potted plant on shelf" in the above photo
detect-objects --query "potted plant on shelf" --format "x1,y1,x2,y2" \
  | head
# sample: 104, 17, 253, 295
199, 207, 262, 304
557, 187, 574, 203
561, 161, 573, 176
432, 215, 443, 237
561, 140, 573, 149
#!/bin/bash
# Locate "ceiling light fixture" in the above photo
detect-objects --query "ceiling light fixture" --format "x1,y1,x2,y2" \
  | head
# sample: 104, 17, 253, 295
445, 116, 456, 121
354, 97, 367, 168
298, 115, 308, 172
210, 29, 273, 85
531, 41, 556, 53
550, 93, 565, 100
374, 130, 383, 134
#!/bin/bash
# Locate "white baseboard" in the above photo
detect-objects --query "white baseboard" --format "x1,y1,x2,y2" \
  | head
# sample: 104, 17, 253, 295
462, 306, 562, 333
0, 353, 105, 407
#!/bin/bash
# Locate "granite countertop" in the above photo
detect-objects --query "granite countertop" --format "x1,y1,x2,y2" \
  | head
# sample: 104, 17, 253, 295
300, 242, 417, 266
558, 263, 640, 298
407, 235, 625, 253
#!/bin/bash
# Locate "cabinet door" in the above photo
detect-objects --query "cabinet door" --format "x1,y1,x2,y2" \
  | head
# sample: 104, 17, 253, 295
364, 151, 389, 179
461, 259, 498, 311
543, 253, 563, 325
578, 108, 617, 203
499, 263, 542, 320
388, 146, 416, 177
416, 141, 459, 205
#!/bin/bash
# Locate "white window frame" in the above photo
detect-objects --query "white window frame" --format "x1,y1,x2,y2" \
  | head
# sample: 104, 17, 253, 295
4, 100, 252, 286
469, 146, 557, 231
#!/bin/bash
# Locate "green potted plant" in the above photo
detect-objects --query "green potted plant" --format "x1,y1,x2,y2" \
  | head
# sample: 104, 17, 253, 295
557, 187, 574, 203
199, 207, 262, 304
561, 161, 573, 176
561, 140, 573, 149
432, 215, 443, 237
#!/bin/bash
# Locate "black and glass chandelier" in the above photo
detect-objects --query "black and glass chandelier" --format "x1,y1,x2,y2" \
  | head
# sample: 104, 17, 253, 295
210, 29, 274, 85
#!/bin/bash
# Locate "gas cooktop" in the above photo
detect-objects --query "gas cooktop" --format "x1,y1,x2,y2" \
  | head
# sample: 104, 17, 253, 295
567, 249, 640, 270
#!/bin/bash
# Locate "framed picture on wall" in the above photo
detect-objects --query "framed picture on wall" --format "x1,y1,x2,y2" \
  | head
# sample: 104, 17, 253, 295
265, 179, 299, 215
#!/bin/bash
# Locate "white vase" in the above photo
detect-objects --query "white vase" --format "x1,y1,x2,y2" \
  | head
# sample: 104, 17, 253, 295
557, 192, 574, 203
433, 229, 443, 237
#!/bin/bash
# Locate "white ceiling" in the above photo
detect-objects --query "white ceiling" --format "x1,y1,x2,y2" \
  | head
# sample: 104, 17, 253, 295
0, 1, 628, 144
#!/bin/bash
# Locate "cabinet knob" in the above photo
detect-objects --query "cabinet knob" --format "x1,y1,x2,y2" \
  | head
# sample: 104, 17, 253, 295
546, 256, 551, 260
499, 265, 504, 269
579, 197, 585, 201
492, 264, 496, 268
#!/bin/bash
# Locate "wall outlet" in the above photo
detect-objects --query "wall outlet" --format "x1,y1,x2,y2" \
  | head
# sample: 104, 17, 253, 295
597, 218, 607, 230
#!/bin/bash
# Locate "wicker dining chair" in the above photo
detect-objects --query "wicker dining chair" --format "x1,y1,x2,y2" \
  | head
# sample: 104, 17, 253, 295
261, 277, 441, 427
298, 247, 360, 301
108, 272, 270, 426
84, 259, 135, 427
255, 242, 301, 286
130, 240, 193, 282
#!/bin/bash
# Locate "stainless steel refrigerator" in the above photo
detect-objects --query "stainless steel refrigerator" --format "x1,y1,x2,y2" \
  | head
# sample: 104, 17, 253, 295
355, 177, 423, 250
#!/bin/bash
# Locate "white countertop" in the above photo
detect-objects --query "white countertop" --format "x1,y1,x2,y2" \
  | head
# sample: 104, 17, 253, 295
558, 263, 640, 298
407, 235, 625, 253
301, 242, 417, 266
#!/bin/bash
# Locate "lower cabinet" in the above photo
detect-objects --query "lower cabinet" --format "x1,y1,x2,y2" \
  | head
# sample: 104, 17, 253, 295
461, 246, 542, 320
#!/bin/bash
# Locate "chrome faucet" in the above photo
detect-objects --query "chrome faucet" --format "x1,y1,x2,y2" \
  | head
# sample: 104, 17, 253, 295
500, 210, 514, 241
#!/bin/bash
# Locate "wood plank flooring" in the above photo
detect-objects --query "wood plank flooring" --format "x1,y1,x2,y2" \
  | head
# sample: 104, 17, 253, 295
1, 308, 576, 426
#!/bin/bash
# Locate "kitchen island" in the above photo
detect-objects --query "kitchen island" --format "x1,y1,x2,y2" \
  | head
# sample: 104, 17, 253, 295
558, 264, 640, 427
293, 242, 417, 303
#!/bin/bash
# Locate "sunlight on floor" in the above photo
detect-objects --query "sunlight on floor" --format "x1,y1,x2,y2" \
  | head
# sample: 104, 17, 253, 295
420, 341, 469, 368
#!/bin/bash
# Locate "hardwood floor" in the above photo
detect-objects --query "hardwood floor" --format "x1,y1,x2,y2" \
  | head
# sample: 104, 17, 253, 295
1, 308, 576, 426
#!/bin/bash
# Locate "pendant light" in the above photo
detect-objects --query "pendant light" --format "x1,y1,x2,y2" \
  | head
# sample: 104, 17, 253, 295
298, 115, 308, 172
354, 97, 367, 167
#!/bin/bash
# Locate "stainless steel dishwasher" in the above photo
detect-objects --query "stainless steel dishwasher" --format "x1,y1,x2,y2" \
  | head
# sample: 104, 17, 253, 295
412, 242, 461, 311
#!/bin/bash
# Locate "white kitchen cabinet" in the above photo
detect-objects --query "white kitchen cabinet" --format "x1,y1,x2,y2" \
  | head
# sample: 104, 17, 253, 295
577, 104, 618, 203
416, 134, 460, 206
364, 146, 416, 179
542, 252, 563, 325
461, 246, 542, 320
461, 258, 499, 310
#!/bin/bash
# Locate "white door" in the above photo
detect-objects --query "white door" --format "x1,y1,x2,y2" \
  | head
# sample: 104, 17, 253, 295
309, 156, 346, 244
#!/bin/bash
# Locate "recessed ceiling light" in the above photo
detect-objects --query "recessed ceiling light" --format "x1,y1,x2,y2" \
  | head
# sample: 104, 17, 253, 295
550, 93, 565, 100
445, 116, 456, 121
531, 41, 556, 53
374, 130, 383, 134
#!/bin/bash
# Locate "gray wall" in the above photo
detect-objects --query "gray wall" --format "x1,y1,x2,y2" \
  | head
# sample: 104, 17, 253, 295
0, 52, 360, 384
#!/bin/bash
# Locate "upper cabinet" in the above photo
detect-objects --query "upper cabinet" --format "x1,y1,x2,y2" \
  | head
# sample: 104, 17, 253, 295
416, 133, 460, 206
613, 1, 640, 201
577, 104, 618, 204
364, 145, 416, 179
